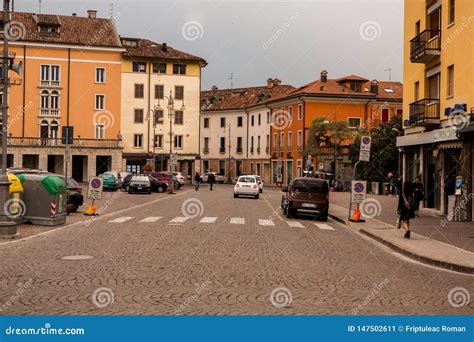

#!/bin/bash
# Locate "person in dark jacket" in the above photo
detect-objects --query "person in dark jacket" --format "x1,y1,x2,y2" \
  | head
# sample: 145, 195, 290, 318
412, 175, 425, 213
194, 172, 201, 191
208, 172, 215, 191
398, 181, 415, 239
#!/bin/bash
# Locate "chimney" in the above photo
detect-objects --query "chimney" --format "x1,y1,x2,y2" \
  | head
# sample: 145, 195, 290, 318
211, 85, 218, 91
370, 80, 379, 94
72, 13, 77, 17
320, 70, 328, 83
162, 43, 167, 52
267, 78, 274, 89
87, 10, 97, 18
273, 78, 282, 86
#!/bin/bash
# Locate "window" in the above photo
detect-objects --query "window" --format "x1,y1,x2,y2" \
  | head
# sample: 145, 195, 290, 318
258, 114, 261, 125
50, 91, 59, 109
251, 115, 255, 126
381, 109, 389, 123
155, 134, 163, 148
51, 66, 60, 82
447, 65, 454, 97
267, 111, 270, 124
95, 124, 105, 139
251, 136, 254, 150
289, 106, 293, 121
95, 95, 105, 110
237, 137, 243, 151
40, 65, 60, 84
173, 64, 186, 75
220, 137, 226, 151
153, 63, 167, 74
50, 120, 59, 139
175, 86, 184, 100
204, 137, 209, 149
134, 84, 144, 98
448, 0, 455, 25
153, 110, 164, 125
257, 136, 261, 148
204, 118, 210, 128
297, 130, 302, 147
350, 83, 362, 92
414, 81, 420, 101
174, 110, 184, 125
266, 134, 270, 148
220, 117, 226, 127
280, 132, 285, 148
41, 90, 49, 108
288, 132, 292, 148
132, 62, 146, 73
155, 85, 164, 99
347, 117, 361, 128
134, 109, 144, 123
174, 135, 183, 149
134, 134, 143, 148
237, 116, 243, 127
273, 133, 277, 148
297, 104, 303, 120
96, 68, 105, 83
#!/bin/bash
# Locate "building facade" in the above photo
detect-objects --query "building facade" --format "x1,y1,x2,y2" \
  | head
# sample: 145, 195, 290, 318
2, 10, 124, 181
120, 38, 206, 179
398, 0, 474, 220
269, 71, 403, 186
200, 79, 294, 182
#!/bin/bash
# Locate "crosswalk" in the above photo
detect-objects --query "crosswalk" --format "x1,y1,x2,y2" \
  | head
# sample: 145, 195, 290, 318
107, 215, 337, 231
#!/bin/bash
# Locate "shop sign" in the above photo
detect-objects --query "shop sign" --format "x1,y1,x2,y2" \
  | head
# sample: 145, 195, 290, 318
433, 128, 457, 142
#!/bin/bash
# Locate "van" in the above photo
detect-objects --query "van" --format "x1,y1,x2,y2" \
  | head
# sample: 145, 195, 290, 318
281, 177, 329, 221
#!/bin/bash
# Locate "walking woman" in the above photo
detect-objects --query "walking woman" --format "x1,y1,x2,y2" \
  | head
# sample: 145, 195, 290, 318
398, 181, 415, 239
412, 175, 425, 214
194, 172, 201, 191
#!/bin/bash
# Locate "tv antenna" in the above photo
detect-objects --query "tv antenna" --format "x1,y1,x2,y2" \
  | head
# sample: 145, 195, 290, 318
108, 3, 114, 19
227, 72, 234, 89
384, 68, 392, 82
38, 0, 43, 14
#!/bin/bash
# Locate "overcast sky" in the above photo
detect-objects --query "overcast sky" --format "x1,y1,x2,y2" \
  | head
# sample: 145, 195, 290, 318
15, 0, 404, 90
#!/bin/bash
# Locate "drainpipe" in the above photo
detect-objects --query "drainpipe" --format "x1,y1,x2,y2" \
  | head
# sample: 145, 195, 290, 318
67, 48, 71, 126
299, 97, 306, 170
147, 61, 151, 157
21, 44, 26, 137
265, 104, 273, 183
245, 108, 249, 159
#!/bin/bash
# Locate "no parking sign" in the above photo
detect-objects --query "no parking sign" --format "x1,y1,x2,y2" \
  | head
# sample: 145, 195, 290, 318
88, 177, 104, 200
351, 180, 367, 204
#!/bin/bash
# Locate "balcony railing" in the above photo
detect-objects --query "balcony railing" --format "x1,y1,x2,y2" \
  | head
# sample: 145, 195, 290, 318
410, 30, 441, 63
7, 137, 121, 148
40, 108, 60, 117
265, 147, 270, 154
256, 147, 260, 154
219, 147, 226, 153
409, 98, 441, 125
236, 147, 243, 154
203, 147, 209, 154
40, 80, 61, 87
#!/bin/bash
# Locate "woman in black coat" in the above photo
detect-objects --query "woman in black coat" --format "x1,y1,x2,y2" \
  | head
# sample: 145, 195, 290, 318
398, 181, 415, 239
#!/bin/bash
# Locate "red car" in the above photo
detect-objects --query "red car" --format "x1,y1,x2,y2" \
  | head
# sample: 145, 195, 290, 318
144, 172, 180, 189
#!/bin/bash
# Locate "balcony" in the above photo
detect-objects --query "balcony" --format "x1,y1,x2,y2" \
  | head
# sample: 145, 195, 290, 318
40, 108, 60, 117
39, 80, 61, 88
203, 147, 209, 154
409, 99, 441, 126
410, 30, 441, 63
8, 137, 121, 149
236, 147, 243, 154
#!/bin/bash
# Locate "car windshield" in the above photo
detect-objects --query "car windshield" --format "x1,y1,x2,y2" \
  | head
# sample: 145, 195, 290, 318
132, 176, 149, 182
100, 174, 115, 180
238, 177, 256, 183
293, 180, 328, 193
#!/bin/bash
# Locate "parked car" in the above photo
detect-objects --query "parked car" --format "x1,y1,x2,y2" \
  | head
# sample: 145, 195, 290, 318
234, 175, 260, 199
201, 172, 225, 184
254, 175, 264, 193
102, 171, 123, 188
121, 173, 134, 190
145, 172, 180, 189
147, 175, 168, 193
66, 178, 84, 213
99, 173, 120, 191
128, 175, 152, 194
172, 172, 186, 186
281, 177, 329, 221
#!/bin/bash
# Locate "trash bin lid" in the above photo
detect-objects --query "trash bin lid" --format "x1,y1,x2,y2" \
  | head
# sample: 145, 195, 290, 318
41, 176, 66, 195
7, 173, 23, 193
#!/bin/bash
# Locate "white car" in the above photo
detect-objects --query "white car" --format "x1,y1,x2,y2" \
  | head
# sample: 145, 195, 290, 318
254, 175, 264, 193
234, 175, 260, 199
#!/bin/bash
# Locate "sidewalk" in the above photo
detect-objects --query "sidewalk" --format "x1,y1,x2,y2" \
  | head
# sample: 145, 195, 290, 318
329, 192, 474, 274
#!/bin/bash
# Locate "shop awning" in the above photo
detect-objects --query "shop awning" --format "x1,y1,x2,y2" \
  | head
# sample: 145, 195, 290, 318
438, 141, 463, 149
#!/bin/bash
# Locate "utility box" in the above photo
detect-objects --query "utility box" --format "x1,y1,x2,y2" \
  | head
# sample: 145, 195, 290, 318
17, 174, 67, 226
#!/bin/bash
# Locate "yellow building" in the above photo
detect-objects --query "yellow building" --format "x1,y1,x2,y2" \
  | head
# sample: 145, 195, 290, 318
2, 10, 124, 181
398, 0, 473, 219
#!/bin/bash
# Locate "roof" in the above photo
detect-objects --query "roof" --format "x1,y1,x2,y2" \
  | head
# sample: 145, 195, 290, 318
122, 38, 206, 65
201, 84, 295, 112
271, 75, 403, 102
0, 11, 122, 48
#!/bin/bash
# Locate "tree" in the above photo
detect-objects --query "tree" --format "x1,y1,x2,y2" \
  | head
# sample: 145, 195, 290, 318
349, 115, 402, 182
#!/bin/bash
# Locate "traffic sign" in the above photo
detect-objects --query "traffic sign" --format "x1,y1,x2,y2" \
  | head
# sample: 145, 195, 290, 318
359, 150, 370, 162
351, 180, 367, 204
359, 135, 371, 161
170, 153, 178, 166
87, 177, 104, 200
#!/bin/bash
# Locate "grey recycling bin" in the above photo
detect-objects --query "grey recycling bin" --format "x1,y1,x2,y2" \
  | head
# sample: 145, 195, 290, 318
17, 173, 67, 226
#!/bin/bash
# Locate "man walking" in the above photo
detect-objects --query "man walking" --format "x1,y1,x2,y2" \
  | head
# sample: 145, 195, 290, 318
209, 172, 215, 191
194, 172, 201, 191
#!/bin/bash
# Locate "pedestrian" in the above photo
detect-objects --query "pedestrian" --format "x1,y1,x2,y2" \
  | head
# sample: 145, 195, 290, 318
194, 172, 201, 191
412, 175, 425, 214
388, 171, 394, 195
398, 181, 415, 239
208, 172, 215, 191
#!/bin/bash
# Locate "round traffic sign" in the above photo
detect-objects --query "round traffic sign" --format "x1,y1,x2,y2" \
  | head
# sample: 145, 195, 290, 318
354, 182, 365, 193
91, 179, 102, 189
362, 137, 371, 145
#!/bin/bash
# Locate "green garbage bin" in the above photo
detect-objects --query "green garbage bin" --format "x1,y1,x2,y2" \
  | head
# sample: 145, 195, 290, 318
17, 173, 67, 226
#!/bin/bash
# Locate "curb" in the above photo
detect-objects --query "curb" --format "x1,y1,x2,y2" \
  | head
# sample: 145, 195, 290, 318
329, 213, 474, 275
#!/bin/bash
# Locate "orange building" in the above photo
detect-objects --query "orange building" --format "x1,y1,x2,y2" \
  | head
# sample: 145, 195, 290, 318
1, 10, 124, 181
268, 71, 403, 185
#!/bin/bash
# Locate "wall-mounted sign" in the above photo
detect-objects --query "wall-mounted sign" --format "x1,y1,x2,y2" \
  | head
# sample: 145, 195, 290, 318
445, 103, 467, 116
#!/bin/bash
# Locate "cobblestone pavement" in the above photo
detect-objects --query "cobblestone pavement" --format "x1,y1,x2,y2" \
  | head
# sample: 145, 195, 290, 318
0, 185, 472, 315
330, 192, 474, 252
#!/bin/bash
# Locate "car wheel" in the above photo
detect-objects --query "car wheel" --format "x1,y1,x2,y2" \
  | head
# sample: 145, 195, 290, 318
128, 189, 132, 194
157, 186, 165, 193
318, 209, 329, 221
287, 208, 296, 218
255, 194, 259, 199
260, 189, 263, 193
234, 193, 238, 198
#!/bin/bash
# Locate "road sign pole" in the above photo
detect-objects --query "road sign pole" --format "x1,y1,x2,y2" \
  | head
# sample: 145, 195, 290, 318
348, 160, 360, 221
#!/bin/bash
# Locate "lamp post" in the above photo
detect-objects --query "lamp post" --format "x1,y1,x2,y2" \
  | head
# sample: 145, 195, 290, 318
147, 104, 160, 171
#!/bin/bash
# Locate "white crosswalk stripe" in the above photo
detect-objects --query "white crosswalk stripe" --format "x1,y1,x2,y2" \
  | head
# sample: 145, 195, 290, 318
314, 223, 335, 231
169, 217, 190, 223
286, 221, 305, 228
109, 217, 134, 223
200, 217, 217, 223
230, 217, 245, 225
139, 217, 162, 223
258, 219, 275, 226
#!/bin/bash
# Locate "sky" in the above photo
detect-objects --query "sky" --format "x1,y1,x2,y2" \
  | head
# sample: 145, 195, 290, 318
14, 0, 404, 90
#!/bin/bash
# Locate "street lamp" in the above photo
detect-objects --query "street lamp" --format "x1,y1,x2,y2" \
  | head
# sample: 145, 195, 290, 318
392, 127, 403, 184
147, 104, 161, 171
